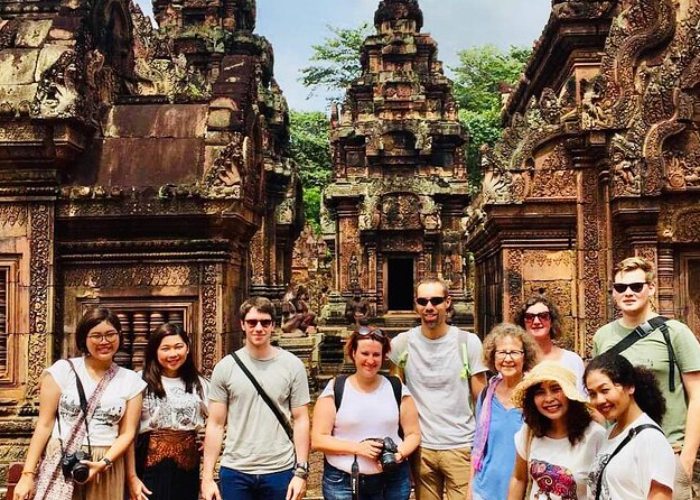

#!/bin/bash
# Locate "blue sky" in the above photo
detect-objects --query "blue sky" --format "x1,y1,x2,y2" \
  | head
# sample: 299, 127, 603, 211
134, 1, 552, 111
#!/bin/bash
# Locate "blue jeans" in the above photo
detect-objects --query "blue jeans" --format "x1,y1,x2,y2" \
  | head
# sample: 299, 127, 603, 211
219, 466, 293, 500
322, 461, 411, 500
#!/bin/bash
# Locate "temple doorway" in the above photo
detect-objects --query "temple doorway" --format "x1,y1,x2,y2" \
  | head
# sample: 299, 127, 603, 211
387, 257, 415, 311
680, 253, 700, 339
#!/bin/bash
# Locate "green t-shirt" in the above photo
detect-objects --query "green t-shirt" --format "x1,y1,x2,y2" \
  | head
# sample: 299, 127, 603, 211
593, 319, 700, 445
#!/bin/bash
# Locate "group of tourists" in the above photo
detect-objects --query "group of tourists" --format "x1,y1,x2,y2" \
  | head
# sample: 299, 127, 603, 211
10, 255, 700, 500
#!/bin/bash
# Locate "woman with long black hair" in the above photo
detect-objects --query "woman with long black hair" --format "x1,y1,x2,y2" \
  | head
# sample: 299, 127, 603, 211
585, 354, 674, 500
127, 323, 209, 500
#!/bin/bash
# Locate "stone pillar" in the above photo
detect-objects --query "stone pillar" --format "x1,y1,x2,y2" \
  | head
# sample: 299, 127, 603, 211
336, 200, 360, 295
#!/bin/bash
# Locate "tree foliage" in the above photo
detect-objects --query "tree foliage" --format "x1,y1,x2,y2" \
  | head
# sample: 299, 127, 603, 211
452, 45, 530, 188
299, 23, 371, 101
290, 110, 332, 231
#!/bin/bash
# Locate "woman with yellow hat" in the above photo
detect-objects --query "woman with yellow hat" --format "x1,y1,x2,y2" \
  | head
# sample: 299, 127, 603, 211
507, 361, 605, 500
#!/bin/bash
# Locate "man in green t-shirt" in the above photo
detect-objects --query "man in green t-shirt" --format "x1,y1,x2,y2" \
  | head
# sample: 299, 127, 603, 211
593, 257, 700, 500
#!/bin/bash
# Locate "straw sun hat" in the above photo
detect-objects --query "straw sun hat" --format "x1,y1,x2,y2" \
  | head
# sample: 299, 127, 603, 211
511, 360, 588, 409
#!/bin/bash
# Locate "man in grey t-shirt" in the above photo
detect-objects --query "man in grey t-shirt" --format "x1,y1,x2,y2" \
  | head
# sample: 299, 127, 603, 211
389, 277, 488, 500
201, 297, 310, 500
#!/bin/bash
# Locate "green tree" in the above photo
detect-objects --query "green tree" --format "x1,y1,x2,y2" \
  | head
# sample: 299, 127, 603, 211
290, 110, 332, 231
452, 45, 530, 187
299, 23, 372, 101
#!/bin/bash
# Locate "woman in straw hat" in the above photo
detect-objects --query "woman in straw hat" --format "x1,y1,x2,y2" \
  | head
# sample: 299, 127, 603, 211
584, 354, 674, 500
469, 323, 539, 500
507, 361, 605, 500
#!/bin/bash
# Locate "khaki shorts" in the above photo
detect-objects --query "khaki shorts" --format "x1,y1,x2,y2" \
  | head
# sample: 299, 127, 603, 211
674, 453, 693, 500
409, 446, 471, 500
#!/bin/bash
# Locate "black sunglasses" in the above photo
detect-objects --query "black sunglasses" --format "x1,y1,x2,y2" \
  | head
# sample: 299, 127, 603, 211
415, 296, 446, 307
612, 282, 647, 294
244, 319, 273, 328
524, 312, 551, 323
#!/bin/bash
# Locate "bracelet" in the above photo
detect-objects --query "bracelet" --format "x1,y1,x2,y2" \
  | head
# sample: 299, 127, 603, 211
21, 470, 36, 476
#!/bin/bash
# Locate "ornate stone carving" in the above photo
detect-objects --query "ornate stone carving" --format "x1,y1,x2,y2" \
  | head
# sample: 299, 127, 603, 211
28, 204, 51, 398
525, 280, 573, 316
380, 194, 421, 230
202, 135, 244, 200
507, 250, 524, 321
200, 264, 218, 377
0, 204, 28, 227
64, 265, 199, 288
529, 145, 576, 199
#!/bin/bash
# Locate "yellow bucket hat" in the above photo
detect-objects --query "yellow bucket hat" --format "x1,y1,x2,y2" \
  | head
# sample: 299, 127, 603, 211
511, 360, 587, 409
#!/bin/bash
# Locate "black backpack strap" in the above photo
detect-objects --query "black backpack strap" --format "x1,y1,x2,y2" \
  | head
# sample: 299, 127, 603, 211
595, 424, 665, 500
658, 322, 678, 392
384, 374, 404, 439
334, 375, 348, 411
607, 320, 660, 358
230, 352, 294, 442
608, 316, 680, 393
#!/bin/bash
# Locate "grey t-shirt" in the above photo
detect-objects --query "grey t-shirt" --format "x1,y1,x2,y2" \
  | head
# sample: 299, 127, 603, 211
388, 326, 488, 450
209, 348, 310, 474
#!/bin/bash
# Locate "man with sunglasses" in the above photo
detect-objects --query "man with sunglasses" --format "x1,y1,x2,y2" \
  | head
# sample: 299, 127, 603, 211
388, 277, 488, 500
593, 257, 700, 499
202, 297, 310, 500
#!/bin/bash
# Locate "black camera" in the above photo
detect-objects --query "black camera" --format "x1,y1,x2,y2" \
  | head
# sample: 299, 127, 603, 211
379, 437, 399, 472
366, 437, 400, 472
61, 450, 91, 483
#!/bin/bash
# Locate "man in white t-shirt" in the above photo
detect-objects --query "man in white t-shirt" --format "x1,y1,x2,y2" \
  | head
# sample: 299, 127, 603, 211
201, 297, 310, 500
389, 277, 488, 500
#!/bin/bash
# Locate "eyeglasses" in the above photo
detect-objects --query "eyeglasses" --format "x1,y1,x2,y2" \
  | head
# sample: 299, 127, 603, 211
87, 332, 119, 343
358, 327, 385, 339
415, 296, 446, 307
495, 350, 525, 360
612, 282, 647, 294
244, 319, 274, 328
524, 312, 551, 323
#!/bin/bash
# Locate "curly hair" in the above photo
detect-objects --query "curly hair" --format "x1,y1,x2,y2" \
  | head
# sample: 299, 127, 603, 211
522, 386, 592, 446
482, 323, 540, 373
515, 294, 563, 340
585, 353, 666, 425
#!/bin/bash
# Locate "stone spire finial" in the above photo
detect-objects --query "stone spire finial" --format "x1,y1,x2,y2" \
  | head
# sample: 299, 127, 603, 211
374, 0, 424, 30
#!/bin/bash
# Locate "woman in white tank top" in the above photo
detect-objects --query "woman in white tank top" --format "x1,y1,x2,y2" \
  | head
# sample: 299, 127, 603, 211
312, 327, 421, 500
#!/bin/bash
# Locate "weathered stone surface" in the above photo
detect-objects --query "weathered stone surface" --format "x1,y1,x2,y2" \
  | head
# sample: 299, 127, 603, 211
0, 83, 37, 106
103, 104, 209, 139
34, 45, 68, 81
0, 49, 38, 84
15, 20, 52, 48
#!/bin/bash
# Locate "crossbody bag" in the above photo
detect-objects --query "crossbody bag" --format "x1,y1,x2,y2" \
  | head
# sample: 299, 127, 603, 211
594, 424, 665, 500
230, 352, 294, 442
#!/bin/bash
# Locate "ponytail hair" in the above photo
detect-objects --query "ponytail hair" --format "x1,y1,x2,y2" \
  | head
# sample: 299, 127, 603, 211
584, 353, 666, 425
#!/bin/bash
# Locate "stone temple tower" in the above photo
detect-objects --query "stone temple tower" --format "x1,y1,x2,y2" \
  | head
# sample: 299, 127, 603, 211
323, 0, 471, 324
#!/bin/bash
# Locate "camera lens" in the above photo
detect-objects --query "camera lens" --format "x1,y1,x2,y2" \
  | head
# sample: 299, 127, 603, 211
72, 462, 90, 483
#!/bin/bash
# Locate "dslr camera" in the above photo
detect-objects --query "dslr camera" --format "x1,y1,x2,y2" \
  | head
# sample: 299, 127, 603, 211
367, 437, 400, 472
61, 450, 91, 483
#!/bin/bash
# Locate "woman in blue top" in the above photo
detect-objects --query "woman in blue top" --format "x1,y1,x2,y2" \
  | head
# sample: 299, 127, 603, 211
469, 323, 540, 500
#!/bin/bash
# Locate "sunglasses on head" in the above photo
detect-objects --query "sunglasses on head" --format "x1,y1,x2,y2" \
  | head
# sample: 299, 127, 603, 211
612, 282, 647, 294
524, 312, 551, 323
244, 319, 273, 328
358, 326, 385, 338
415, 296, 446, 307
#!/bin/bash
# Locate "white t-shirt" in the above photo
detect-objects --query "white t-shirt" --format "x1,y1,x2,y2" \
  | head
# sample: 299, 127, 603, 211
139, 375, 210, 433
558, 349, 586, 395
388, 326, 488, 449
320, 377, 410, 475
46, 357, 146, 446
515, 421, 606, 500
587, 413, 675, 500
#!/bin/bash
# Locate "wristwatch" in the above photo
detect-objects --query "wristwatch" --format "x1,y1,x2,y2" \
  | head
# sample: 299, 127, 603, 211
101, 457, 114, 471
293, 461, 309, 480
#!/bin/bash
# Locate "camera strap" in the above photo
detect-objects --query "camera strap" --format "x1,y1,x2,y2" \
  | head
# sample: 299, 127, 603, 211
351, 456, 360, 500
